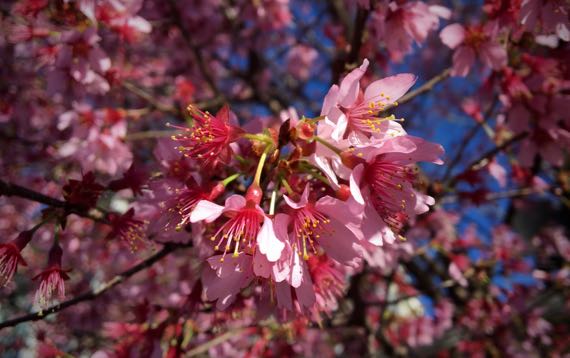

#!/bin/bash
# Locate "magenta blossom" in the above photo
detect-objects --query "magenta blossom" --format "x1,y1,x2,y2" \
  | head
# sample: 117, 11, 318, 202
440, 21, 508, 76
0, 229, 35, 286
191, 195, 284, 263
349, 135, 444, 243
171, 105, 243, 168
276, 184, 363, 266
33, 242, 70, 308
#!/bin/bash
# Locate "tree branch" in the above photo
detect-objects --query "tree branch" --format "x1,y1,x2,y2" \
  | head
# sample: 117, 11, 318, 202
0, 242, 187, 331
392, 68, 451, 109
446, 131, 529, 188
0, 179, 108, 224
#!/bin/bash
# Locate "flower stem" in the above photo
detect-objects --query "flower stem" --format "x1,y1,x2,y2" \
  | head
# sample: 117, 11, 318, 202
253, 147, 271, 186
221, 173, 241, 187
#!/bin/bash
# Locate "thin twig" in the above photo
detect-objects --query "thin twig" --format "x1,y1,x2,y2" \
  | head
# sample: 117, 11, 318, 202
390, 68, 452, 109
441, 97, 499, 182
0, 243, 187, 331
186, 327, 252, 357
121, 81, 181, 116
446, 132, 529, 188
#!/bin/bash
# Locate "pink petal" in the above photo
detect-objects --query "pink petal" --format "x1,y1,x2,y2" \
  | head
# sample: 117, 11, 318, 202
257, 216, 284, 262
275, 281, 293, 310
321, 84, 339, 115
360, 203, 396, 246
440, 24, 466, 49
295, 270, 316, 309
291, 249, 303, 288
364, 73, 417, 106
283, 184, 309, 209
479, 42, 507, 70
452, 46, 475, 77
190, 200, 225, 223
224, 194, 246, 210
317, 215, 360, 264
253, 251, 272, 278
338, 59, 369, 108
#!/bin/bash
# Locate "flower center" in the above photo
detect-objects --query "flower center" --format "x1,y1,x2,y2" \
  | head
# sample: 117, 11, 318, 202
291, 205, 331, 260
365, 157, 417, 233
210, 206, 263, 262
342, 95, 400, 137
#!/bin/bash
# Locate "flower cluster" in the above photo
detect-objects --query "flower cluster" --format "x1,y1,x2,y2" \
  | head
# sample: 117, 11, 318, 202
139, 59, 443, 318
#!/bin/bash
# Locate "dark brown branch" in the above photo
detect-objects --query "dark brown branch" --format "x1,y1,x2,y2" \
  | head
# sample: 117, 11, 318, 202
0, 179, 108, 224
0, 243, 187, 331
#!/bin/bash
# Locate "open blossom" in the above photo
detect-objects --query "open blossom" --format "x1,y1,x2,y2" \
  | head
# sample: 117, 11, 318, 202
276, 184, 362, 266
171, 105, 242, 168
106, 208, 147, 251
191, 194, 283, 263
47, 27, 111, 94
371, 1, 450, 61
321, 59, 416, 142
286, 45, 318, 81
33, 242, 70, 307
161, 176, 222, 232
0, 229, 35, 286
348, 135, 444, 243
440, 21, 508, 76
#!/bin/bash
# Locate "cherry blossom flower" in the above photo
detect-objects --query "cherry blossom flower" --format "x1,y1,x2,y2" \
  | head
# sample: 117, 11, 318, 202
371, 1, 450, 61
0, 229, 35, 286
191, 195, 283, 263
520, 0, 570, 43
106, 208, 147, 251
171, 105, 243, 168
440, 21, 508, 76
320, 59, 415, 142
33, 242, 70, 307
348, 135, 444, 243
275, 184, 363, 266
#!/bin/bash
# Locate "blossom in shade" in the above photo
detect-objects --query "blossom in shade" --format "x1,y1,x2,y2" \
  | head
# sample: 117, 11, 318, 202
0, 229, 35, 286
106, 208, 147, 251
108, 162, 149, 196
201, 254, 255, 310
170, 104, 242, 168
440, 21, 508, 76
33, 242, 70, 307
62, 172, 104, 209
161, 176, 224, 232
520, 0, 570, 43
